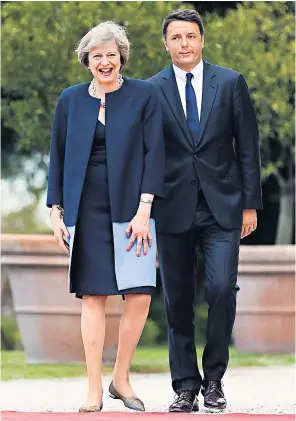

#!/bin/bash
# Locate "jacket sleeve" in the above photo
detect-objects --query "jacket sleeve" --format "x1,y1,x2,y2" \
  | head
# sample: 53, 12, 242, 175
232, 73, 263, 209
46, 94, 67, 208
140, 84, 165, 198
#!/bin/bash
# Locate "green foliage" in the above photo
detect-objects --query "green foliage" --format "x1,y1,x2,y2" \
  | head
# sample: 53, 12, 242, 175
1, 1, 182, 178
139, 318, 161, 346
2, 202, 51, 234
2, 2, 294, 186
1, 316, 23, 350
204, 2, 295, 181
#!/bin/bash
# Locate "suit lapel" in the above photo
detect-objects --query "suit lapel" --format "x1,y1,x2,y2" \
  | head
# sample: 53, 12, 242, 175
196, 61, 218, 147
161, 65, 195, 148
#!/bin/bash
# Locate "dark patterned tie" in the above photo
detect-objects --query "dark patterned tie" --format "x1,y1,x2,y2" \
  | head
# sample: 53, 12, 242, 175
186, 72, 200, 146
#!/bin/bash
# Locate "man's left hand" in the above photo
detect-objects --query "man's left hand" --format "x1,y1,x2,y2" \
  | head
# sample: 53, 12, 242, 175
241, 209, 257, 239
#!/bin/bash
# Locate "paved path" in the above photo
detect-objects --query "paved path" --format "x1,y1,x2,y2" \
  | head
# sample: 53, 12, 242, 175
1, 366, 295, 414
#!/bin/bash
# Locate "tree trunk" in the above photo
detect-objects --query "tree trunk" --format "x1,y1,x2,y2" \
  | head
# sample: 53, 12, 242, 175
275, 178, 295, 244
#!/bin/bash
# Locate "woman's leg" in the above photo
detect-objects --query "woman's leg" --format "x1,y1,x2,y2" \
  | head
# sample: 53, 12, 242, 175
81, 295, 108, 406
112, 293, 151, 396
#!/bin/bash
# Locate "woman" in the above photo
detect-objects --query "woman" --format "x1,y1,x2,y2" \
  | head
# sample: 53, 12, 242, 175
46, 21, 164, 412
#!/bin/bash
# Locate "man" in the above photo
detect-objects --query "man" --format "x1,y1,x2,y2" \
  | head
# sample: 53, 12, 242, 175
148, 9, 262, 413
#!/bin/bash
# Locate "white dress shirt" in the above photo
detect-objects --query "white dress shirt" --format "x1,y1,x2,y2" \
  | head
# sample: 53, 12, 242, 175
173, 60, 203, 120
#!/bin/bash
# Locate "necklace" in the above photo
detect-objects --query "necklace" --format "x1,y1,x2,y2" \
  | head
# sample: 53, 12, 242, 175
90, 74, 124, 108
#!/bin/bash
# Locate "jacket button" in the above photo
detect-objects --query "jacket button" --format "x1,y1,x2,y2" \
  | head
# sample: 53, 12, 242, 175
191, 179, 197, 185
194, 154, 198, 159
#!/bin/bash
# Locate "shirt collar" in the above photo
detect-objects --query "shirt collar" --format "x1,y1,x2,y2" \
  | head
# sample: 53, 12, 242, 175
173, 59, 203, 83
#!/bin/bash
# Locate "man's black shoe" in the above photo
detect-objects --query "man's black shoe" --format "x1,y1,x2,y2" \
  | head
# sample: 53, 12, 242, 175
201, 380, 227, 412
169, 390, 199, 413
192, 395, 199, 412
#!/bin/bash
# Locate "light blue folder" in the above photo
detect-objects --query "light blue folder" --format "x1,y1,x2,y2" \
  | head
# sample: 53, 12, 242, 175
112, 219, 157, 291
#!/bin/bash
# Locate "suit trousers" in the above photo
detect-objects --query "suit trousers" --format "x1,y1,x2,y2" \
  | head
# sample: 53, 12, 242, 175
157, 194, 241, 393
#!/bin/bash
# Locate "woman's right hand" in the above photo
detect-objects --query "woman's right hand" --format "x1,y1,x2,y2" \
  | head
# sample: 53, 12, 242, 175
50, 208, 70, 255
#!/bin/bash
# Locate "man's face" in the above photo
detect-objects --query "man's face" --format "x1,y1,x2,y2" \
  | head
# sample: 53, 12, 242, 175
164, 20, 204, 71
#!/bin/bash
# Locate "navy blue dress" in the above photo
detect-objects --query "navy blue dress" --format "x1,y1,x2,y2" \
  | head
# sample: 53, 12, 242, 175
71, 120, 154, 299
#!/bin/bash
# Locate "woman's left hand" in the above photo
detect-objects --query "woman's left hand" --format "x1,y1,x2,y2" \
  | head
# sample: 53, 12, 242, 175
126, 210, 152, 256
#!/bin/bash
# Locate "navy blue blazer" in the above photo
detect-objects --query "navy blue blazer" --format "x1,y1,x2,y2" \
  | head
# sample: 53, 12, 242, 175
148, 61, 262, 233
46, 78, 165, 226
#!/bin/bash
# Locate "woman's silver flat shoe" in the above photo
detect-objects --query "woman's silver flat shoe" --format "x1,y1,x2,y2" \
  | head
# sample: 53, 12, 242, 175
109, 381, 145, 411
78, 403, 103, 412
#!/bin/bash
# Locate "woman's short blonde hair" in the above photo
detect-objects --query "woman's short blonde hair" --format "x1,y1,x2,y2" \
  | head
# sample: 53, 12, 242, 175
76, 21, 130, 68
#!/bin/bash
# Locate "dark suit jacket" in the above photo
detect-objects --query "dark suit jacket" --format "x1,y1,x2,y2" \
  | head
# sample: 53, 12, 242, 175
148, 60, 262, 233
46, 78, 165, 226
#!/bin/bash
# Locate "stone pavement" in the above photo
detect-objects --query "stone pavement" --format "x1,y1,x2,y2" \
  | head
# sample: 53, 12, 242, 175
1, 366, 295, 414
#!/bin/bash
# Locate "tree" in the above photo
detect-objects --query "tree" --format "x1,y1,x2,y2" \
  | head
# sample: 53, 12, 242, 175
2, 2, 294, 242
191, 1, 239, 16
1, 1, 180, 186
2, 1, 241, 185
204, 2, 295, 243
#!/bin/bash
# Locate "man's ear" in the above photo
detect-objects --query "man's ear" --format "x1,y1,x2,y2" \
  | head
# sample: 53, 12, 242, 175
164, 39, 169, 52
201, 35, 205, 49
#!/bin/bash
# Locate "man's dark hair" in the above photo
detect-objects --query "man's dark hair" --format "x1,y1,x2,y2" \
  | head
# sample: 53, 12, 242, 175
162, 9, 204, 39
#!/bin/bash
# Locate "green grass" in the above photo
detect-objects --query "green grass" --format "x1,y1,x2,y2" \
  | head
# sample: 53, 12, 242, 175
2, 351, 87, 381
2, 346, 295, 381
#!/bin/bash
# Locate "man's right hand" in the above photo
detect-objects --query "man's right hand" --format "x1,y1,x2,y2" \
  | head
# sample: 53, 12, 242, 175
50, 208, 70, 255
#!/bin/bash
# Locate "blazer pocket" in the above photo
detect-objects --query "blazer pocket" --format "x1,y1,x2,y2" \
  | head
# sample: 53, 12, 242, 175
223, 172, 238, 180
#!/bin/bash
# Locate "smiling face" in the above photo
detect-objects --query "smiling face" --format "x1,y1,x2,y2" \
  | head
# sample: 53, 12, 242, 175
164, 20, 204, 72
88, 40, 121, 86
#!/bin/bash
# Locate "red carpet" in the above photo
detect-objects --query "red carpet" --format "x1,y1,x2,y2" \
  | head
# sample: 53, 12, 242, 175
1, 412, 294, 421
